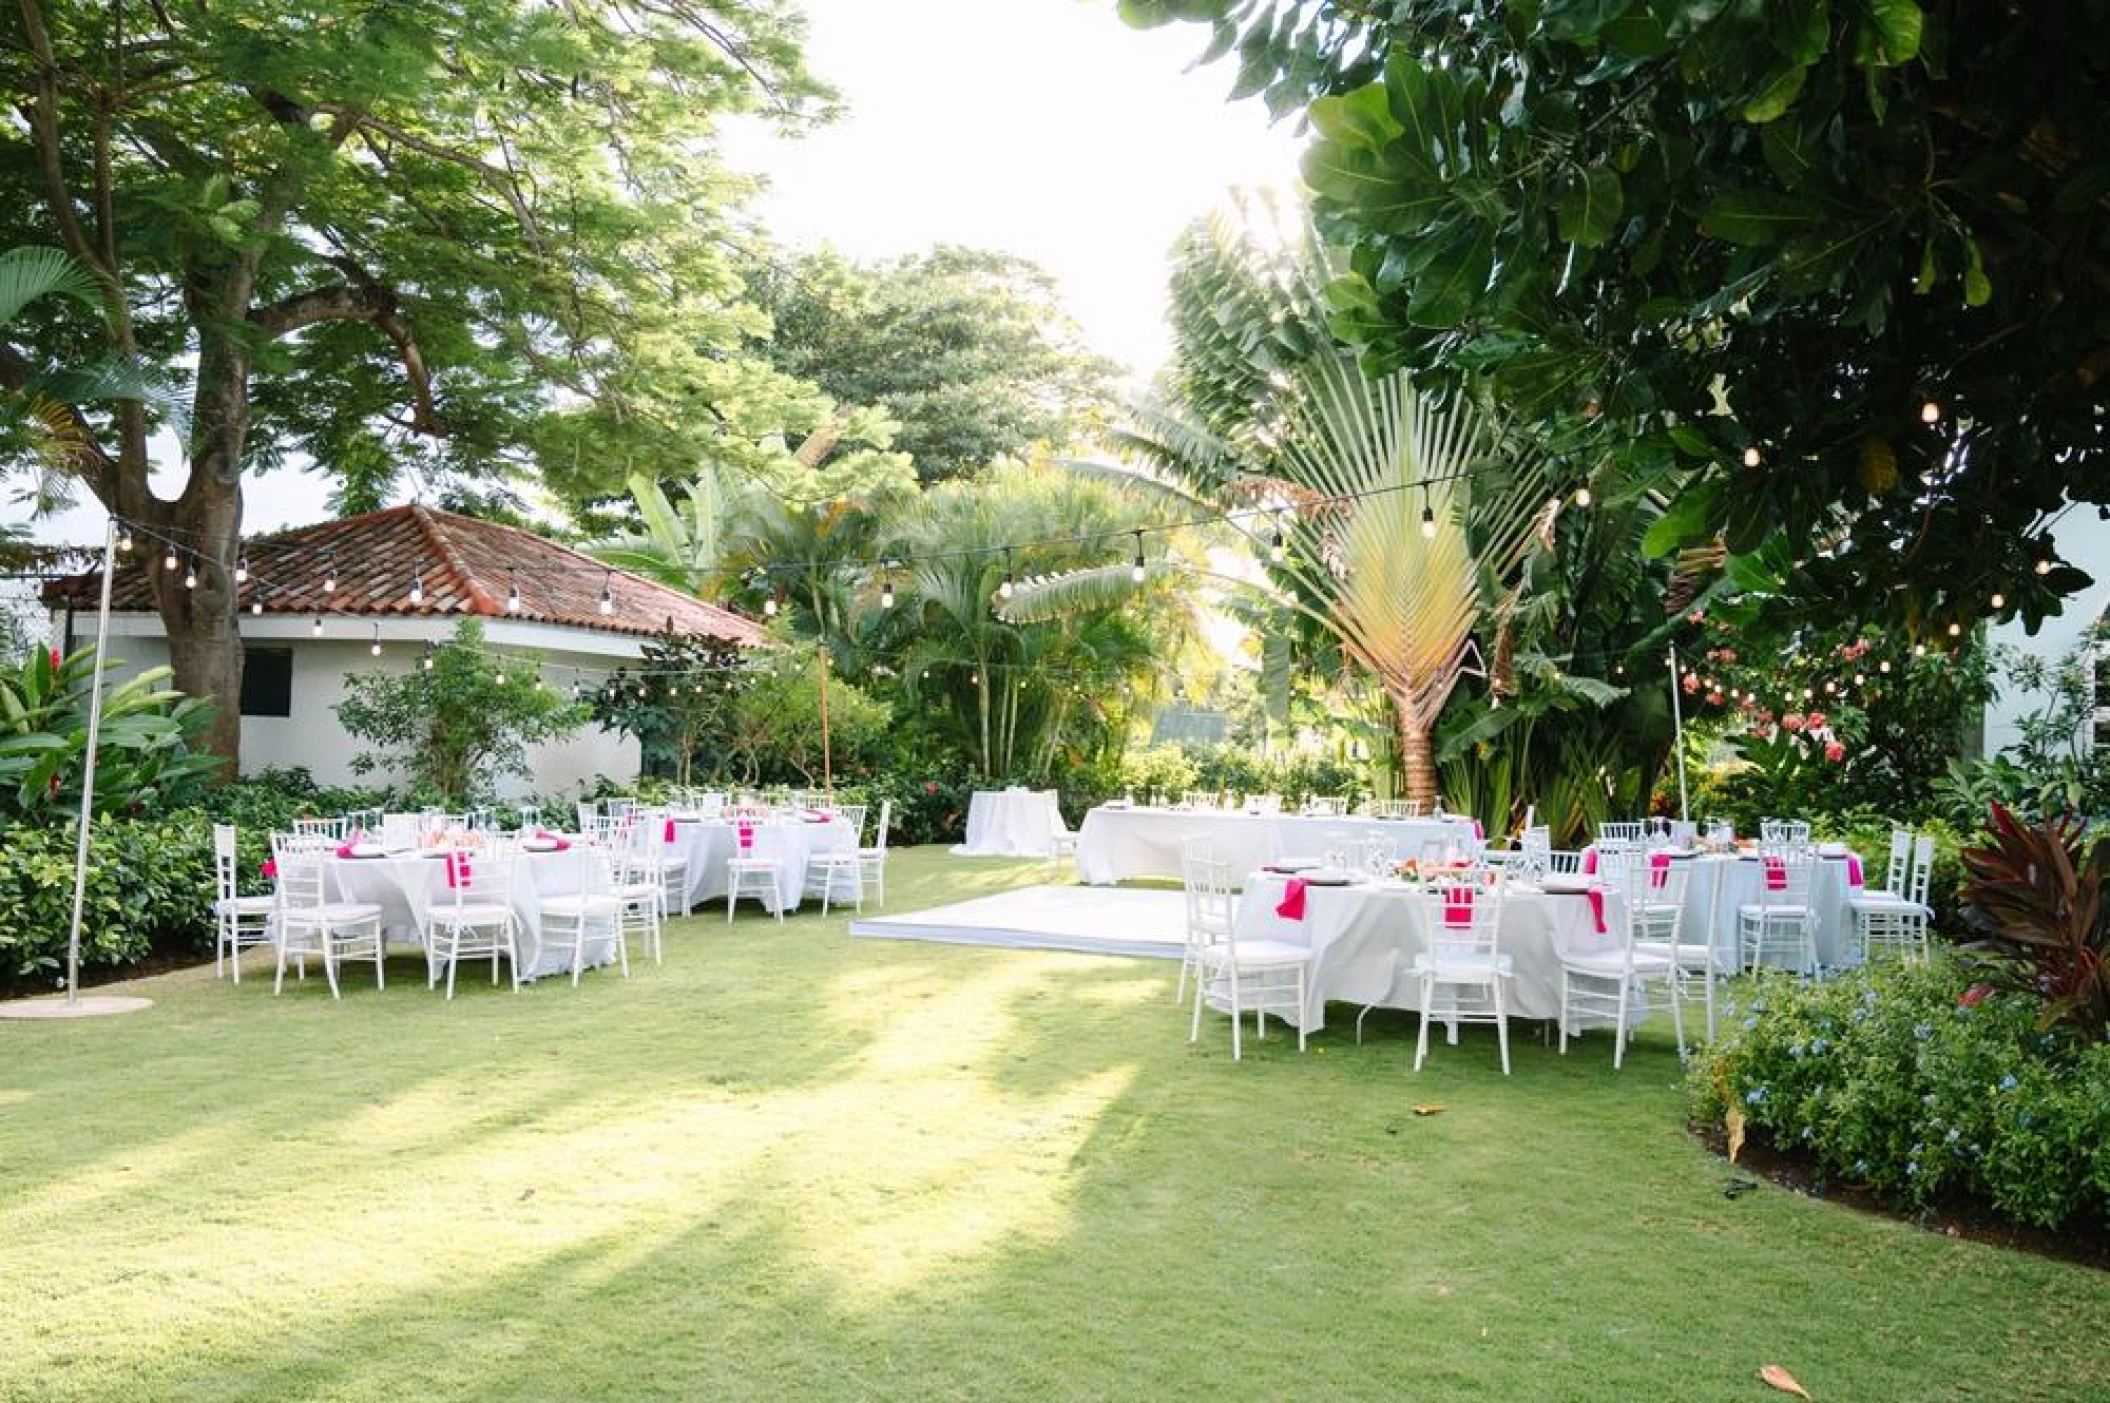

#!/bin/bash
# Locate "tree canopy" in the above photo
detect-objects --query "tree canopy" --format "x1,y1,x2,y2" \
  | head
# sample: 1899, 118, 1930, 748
1125, 0, 2110, 644
0, 0, 833, 763
745, 246, 1121, 485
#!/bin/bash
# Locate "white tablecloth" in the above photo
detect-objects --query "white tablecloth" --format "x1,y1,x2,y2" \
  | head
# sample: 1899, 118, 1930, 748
1075, 807, 1479, 886
324, 848, 617, 979
952, 789, 1067, 857
1233, 874, 1611, 1031
650, 817, 859, 914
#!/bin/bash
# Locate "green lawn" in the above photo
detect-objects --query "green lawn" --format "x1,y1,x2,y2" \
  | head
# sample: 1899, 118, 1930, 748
3, 846, 2105, 1402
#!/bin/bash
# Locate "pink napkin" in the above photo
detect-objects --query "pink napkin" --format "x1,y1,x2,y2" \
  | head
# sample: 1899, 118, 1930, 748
1846, 854, 1863, 887
1470, 818, 1484, 839
1275, 878, 1308, 921
1649, 850, 1671, 889
664, 817, 676, 843
1442, 885, 1476, 927
335, 841, 354, 858
1581, 846, 1598, 875
259, 859, 277, 879
1764, 855, 1787, 891
446, 852, 472, 889
737, 823, 755, 852
1585, 888, 1607, 933
534, 828, 571, 853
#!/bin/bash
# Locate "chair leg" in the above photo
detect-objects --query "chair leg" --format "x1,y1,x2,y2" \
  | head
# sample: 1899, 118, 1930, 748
274, 940, 289, 995
1495, 976, 1511, 1076
1558, 969, 1571, 1056
1413, 973, 1433, 1071
1294, 969, 1307, 1052
1668, 970, 1687, 1060
1228, 964, 1243, 1061
1612, 974, 1630, 1071
1189, 964, 1206, 1044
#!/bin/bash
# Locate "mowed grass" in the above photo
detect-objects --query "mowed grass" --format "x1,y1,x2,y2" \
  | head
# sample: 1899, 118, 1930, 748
3, 846, 2106, 1403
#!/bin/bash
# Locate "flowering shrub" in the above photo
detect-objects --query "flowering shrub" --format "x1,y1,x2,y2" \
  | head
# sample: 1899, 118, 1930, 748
1689, 959, 2110, 1230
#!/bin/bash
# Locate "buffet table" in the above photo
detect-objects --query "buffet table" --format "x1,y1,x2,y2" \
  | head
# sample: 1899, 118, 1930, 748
952, 788, 1067, 857
1233, 873, 1612, 1032
1075, 806, 1479, 886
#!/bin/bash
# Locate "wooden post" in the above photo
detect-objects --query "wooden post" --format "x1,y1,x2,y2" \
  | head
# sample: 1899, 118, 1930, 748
818, 644, 833, 799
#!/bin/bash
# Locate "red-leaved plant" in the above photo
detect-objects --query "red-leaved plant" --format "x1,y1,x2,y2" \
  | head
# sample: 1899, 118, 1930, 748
1956, 803, 2110, 1041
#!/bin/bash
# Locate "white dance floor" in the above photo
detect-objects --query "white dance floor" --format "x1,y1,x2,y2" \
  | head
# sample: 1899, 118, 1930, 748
849, 885, 1185, 960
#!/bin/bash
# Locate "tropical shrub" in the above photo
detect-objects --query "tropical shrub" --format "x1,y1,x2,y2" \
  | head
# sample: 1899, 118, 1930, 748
0, 645, 219, 830
336, 619, 585, 803
1957, 805, 2110, 1041
1689, 960, 2110, 1231
0, 814, 216, 979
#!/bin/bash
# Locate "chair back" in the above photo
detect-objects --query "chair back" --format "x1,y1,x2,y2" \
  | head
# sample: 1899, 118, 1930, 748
270, 832, 335, 911
1760, 818, 1812, 845
1513, 826, 1551, 881
869, 799, 892, 855
830, 804, 868, 840
1625, 852, 1692, 918
1906, 833, 1936, 906
1351, 834, 1396, 877
292, 816, 346, 840
1594, 841, 1640, 887
1881, 828, 1912, 894
1754, 848, 1816, 908
1245, 793, 1283, 815
1422, 871, 1503, 961
576, 801, 599, 832
1598, 821, 1645, 844
381, 813, 422, 849
213, 823, 242, 903
1182, 852, 1236, 951
436, 846, 517, 914
516, 804, 542, 831
1305, 796, 1344, 817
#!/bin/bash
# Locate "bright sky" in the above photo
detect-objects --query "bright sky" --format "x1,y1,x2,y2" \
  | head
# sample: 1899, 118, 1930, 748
21, 0, 1305, 548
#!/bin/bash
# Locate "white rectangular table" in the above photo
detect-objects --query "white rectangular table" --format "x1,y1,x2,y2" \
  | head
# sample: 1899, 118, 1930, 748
952, 789, 1067, 857
1076, 807, 1478, 886
1233, 873, 1612, 1031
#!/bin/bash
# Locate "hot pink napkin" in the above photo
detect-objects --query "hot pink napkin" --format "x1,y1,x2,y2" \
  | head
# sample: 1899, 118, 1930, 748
664, 817, 676, 843
1581, 846, 1598, 875
335, 841, 355, 859
259, 859, 277, 879
1442, 885, 1476, 927
446, 851, 472, 889
737, 823, 755, 852
1764, 855, 1787, 891
1846, 854, 1863, 887
1649, 850, 1671, 889
1470, 818, 1484, 839
1585, 888, 1607, 933
1275, 878, 1308, 921
534, 828, 571, 852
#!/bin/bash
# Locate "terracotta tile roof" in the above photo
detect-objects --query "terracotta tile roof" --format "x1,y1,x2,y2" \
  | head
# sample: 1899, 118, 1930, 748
42, 504, 766, 646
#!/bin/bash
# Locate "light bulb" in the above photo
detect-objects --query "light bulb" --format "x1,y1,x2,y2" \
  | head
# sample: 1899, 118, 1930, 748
1269, 532, 1285, 563
2035, 557, 2053, 576
1990, 591, 2005, 609
323, 562, 337, 593
1913, 644, 1926, 658
163, 546, 179, 571
183, 556, 198, 590
1879, 659, 1891, 673
1947, 621, 1962, 637
409, 573, 424, 606
495, 668, 507, 685
598, 573, 613, 615
117, 526, 133, 553
370, 626, 382, 657
1920, 400, 1940, 424
1742, 446, 1762, 468
880, 580, 895, 609
1575, 484, 1592, 507
250, 596, 263, 617
311, 617, 323, 638
1854, 673, 1866, 685
999, 574, 1014, 601
234, 554, 249, 584
507, 573, 522, 613
1421, 504, 1436, 539
1130, 530, 1145, 583
763, 595, 778, 617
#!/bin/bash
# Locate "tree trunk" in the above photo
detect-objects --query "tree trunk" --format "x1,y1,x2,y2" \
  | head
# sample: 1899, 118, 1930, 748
151, 476, 245, 778
1392, 687, 1438, 813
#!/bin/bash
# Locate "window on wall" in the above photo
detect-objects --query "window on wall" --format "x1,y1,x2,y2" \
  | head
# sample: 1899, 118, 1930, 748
240, 646, 293, 718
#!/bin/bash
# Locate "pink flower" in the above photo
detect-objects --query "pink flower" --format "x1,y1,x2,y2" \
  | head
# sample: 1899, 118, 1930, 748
1717, 648, 1737, 664
1687, 609, 1706, 624
48, 647, 61, 671
1805, 711, 1828, 730
1781, 713, 1806, 733
1682, 673, 1700, 694
1706, 691, 1725, 706
1824, 740, 1846, 763
923, 781, 939, 795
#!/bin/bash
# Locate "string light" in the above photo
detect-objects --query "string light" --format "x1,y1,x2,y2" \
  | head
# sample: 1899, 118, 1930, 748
1920, 400, 1941, 424
183, 553, 198, 590
1130, 530, 1146, 584
249, 591, 264, 617
1879, 659, 1892, 673
1742, 446, 1762, 468
1420, 485, 1436, 539
312, 616, 323, 638
409, 571, 425, 607
1990, 591, 2005, 610
999, 549, 1015, 601
598, 571, 613, 615
1947, 621, 1962, 637
117, 524, 133, 553
162, 544, 179, 572
507, 569, 522, 614
763, 593, 779, 618
369, 624, 382, 657
495, 662, 507, 685
1574, 480, 1592, 508
234, 553, 249, 585
1913, 643, 1926, 658
322, 553, 337, 594
421, 641, 435, 671
2035, 555, 2054, 576
880, 569, 895, 610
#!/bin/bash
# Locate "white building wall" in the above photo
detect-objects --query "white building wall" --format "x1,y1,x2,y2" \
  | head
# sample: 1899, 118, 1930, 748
1982, 513, 2110, 758
55, 611, 641, 799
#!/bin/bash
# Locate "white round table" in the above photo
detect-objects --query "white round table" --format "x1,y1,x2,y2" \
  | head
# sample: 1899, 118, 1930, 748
952, 789, 1067, 858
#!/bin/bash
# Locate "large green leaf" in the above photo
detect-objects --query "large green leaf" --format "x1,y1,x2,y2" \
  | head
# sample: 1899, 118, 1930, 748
1556, 166, 1625, 247
1700, 192, 1829, 245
